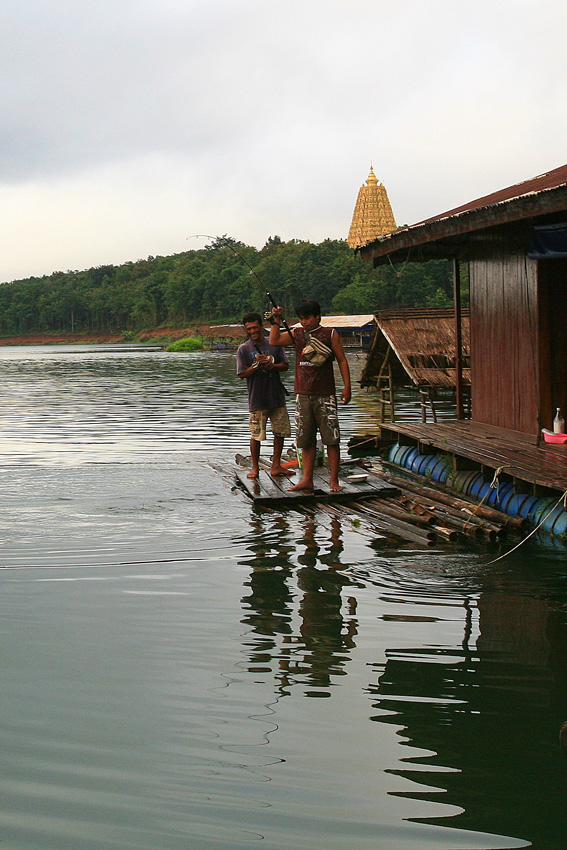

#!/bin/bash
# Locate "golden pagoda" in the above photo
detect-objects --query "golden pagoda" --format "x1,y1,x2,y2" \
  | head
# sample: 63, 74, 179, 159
347, 166, 397, 249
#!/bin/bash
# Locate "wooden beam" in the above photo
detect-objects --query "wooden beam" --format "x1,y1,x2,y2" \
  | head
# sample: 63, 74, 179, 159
453, 258, 464, 419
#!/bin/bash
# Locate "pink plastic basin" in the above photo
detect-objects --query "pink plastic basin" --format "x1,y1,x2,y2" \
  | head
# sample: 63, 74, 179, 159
542, 431, 567, 444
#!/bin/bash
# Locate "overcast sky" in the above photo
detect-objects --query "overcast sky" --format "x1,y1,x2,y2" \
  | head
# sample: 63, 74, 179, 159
1, 0, 565, 282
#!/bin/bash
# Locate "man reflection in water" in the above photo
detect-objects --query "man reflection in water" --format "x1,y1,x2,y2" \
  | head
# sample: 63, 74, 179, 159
236, 312, 292, 479
241, 514, 358, 695
296, 518, 357, 689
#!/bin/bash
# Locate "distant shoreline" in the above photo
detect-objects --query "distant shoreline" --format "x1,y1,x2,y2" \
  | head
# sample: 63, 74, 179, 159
0, 324, 248, 347
0, 331, 124, 346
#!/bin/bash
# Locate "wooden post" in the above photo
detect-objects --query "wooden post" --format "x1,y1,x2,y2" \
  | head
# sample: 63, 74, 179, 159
453, 258, 464, 419
388, 361, 395, 422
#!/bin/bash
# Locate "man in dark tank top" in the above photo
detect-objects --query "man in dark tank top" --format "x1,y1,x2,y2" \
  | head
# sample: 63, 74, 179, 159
269, 300, 351, 492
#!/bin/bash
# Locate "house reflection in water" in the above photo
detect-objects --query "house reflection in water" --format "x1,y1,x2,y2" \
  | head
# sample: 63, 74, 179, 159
369, 580, 567, 849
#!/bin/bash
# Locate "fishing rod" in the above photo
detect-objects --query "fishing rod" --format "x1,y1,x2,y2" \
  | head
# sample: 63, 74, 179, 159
187, 235, 294, 335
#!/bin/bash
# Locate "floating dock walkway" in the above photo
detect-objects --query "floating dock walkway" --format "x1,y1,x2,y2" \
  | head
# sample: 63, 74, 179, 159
234, 467, 398, 506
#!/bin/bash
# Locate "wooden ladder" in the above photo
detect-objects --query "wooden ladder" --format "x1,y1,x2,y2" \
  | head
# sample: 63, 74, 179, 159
419, 386, 438, 423
376, 348, 395, 423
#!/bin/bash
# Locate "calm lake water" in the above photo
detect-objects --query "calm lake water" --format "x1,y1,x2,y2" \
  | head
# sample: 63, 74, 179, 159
1, 345, 566, 850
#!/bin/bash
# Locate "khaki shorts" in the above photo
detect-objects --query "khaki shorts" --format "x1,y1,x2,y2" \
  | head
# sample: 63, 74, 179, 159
295, 394, 340, 448
249, 406, 291, 442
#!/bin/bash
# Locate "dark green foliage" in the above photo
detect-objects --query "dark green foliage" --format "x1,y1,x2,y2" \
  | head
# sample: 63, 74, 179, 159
0, 238, 463, 336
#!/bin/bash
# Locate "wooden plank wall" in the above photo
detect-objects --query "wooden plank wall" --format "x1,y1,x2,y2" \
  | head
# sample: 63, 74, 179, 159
469, 224, 540, 434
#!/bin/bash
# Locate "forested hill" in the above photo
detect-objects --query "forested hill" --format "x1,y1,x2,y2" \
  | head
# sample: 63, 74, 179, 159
0, 235, 459, 337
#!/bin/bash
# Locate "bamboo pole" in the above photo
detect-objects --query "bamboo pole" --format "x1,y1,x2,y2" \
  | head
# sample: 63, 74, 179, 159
383, 473, 527, 531
317, 500, 433, 546
431, 524, 460, 542
399, 496, 505, 538
362, 499, 436, 528
351, 503, 438, 545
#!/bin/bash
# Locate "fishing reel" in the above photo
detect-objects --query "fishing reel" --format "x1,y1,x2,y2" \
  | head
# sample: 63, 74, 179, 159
264, 310, 278, 325
252, 352, 275, 371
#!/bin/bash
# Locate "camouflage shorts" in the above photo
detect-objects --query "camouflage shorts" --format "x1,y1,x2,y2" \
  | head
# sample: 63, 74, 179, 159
249, 406, 291, 442
295, 394, 340, 448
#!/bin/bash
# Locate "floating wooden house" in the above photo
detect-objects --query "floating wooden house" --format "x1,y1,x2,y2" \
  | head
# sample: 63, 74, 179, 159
201, 324, 248, 348
358, 164, 567, 511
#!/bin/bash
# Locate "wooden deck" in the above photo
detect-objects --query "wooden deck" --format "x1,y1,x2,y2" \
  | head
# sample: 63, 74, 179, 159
380, 420, 567, 493
235, 467, 398, 506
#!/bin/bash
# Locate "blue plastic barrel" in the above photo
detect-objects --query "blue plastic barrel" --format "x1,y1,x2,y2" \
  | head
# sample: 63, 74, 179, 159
494, 483, 515, 512
531, 497, 558, 529
420, 455, 438, 478
402, 446, 419, 469
518, 495, 540, 520
505, 493, 532, 517
548, 507, 567, 536
468, 474, 486, 500
414, 454, 433, 476
429, 455, 450, 484
389, 444, 414, 468
388, 443, 404, 464
475, 481, 496, 505
451, 470, 479, 494
537, 504, 567, 535
406, 451, 422, 471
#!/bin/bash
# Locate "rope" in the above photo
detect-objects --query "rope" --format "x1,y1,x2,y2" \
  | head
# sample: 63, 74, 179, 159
387, 248, 412, 278
462, 465, 510, 530
486, 487, 567, 565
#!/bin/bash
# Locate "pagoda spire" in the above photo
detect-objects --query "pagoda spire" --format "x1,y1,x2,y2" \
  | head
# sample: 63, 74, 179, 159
347, 166, 396, 249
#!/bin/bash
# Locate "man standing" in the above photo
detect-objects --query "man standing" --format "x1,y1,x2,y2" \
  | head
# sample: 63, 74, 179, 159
269, 300, 351, 492
236, 312, 292, 479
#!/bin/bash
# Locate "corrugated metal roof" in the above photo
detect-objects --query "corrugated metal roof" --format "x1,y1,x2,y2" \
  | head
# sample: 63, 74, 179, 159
203, 324, 247, 339
292, 315, 375, 330
360, 164, 567, 264
419, 163, 567, 225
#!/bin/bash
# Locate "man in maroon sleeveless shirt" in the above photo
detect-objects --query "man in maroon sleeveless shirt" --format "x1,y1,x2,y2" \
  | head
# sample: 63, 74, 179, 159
269, 300, 351, 492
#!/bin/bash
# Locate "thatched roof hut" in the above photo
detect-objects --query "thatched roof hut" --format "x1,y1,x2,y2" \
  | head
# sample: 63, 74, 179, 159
361, 308, 471, 389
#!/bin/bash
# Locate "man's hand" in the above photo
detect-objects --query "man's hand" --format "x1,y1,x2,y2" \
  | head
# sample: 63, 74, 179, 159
255, 354, 275, 370
269, 308, 293, 347
340, 387, 351, 405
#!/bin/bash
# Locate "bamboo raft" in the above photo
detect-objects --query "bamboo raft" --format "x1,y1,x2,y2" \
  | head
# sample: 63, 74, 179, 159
234, 464, 398, 505
234, 456, 527, 549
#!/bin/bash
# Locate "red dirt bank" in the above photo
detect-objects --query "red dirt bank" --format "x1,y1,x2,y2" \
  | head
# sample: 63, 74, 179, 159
0, 325, 247, 347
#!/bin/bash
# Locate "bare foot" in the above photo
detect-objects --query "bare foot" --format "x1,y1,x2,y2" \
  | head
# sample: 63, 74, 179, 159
247, 469, 259, 479
329, 481, 343, 492
270, 466, 294, 476
288, 479, 314, 491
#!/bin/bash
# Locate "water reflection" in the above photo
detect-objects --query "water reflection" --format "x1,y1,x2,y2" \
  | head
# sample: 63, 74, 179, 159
236, 516, 559, 849
240, 514, 358, 696
296, 518, 357, 692
367, 567, 567, 850
2, 345, 567, 849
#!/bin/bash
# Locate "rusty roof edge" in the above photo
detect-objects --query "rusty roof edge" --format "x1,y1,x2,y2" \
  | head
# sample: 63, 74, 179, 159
359, 182, 567, 262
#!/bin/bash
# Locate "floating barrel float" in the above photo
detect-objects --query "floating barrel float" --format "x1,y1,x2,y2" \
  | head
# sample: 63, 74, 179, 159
387, 443, 567, 538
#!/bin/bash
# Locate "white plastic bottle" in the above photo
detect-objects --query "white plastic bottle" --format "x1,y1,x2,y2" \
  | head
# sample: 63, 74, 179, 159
553, 407, 565, 434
